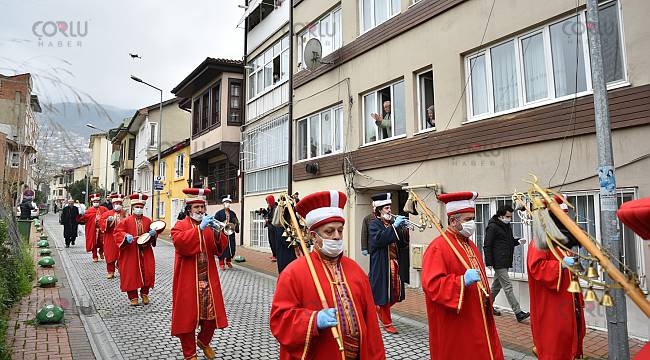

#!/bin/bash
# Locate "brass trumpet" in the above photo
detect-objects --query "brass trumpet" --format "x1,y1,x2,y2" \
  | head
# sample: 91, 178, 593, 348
390, 214, 426, 231
208, 218, 236, 236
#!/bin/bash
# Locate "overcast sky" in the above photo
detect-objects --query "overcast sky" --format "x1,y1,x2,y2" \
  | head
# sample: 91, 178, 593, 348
0, 0, 244, 110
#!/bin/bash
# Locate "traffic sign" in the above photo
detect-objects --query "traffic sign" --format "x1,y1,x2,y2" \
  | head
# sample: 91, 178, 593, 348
154, 180, 164, 191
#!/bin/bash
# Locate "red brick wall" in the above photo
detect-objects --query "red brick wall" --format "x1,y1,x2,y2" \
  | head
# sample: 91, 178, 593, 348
0, 73, 30, 102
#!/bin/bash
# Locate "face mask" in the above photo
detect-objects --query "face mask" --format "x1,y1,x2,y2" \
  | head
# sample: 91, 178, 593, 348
224, 203, 231, 209
92, 202, 100, 208
132, 207, 143, 216
500, 217, 511, 225
459, 220, 476, 238
316, 234, 344, 258
382, 212, 392, 221
191, 212, 204, 222
114, 204, 122, 212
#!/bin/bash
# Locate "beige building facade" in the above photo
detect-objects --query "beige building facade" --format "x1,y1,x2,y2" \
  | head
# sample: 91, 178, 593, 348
291, 0, 650, 338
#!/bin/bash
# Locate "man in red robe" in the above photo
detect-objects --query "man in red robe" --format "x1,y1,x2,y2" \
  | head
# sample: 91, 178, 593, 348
76, 193, 109, 262
170, 188, 229, 360
99, 194, 126, 279
270, 190, 386, 360
528, 197, 585, 360
114, 193, 157, 306
422, 191, 504, 360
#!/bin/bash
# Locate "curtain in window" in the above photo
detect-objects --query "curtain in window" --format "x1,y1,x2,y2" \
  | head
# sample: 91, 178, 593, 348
297, 120, 307, 160
392, 81, 406, 136
321, 110, 332, 155
334, 107, 343, 151
490, 41, 519, 112
364, 93, 377, 143
470, 55, 489, 115
550, 16, 587, 97
522, 33, 548, 102
598, 3, 624, 83
375, 0, 389, 26
309, 115, 319, 158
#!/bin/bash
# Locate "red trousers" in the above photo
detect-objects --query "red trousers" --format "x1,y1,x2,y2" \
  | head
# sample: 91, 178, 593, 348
127, 287, 149, 300
177, 319, 217, 359
107, 261, 116, 273
91, 246, 104, 260
376, 304, 393, 327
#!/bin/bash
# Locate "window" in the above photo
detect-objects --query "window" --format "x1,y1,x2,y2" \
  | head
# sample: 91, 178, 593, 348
228, 79, 243, 125
466, 2, 626, 119
59, 177, 64, 185
250, 211, 269, 249
174, 153, 185, 179
360, 0, 400, 33
211, 84, 220, 127
10, 152, 19, 168
208, 160, 238, 204
417, 70, 435, 130
158, 160, 166, 180
362, 80, 405, 144
297, 105, 343, 160
149, 122, 158, 148
248, 36, 289, 100
192, 98, 200, 135
241, 115, 288, 194
158, 201, 165, 217
128, 138, 135, 160
297, 8, 342, 68
201, 92, 209, 130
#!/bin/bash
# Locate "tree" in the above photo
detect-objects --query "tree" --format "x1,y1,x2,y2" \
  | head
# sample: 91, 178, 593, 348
65, 179, 103, 204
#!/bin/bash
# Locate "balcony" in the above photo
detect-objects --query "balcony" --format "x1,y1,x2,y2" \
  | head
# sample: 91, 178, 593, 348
111, 151, 120, 166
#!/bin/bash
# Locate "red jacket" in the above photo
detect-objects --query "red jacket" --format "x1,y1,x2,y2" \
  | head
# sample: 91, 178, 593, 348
114, 215, 156, 292
77, 206, 109, 252
527, 241, 585, 360
98, 209, 125, 264
270, 251, 386, 360
421, 230, 504, 360
169, 217, 229, 336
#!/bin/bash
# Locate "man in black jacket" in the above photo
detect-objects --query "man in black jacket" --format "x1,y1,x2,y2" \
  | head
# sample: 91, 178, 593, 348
60, 199, 80, 248
483, 205, 530, 322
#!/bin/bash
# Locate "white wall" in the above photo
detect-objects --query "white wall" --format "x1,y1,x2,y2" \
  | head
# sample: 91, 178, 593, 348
246, 0, 289, 55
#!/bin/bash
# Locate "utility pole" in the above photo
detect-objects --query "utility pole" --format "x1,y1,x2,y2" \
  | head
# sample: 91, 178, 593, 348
585, 1, 629, 358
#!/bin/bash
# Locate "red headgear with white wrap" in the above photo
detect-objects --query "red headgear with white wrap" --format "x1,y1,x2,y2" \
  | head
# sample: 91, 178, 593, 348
617, 197, 650, 240
295, 190, 347, 231
183, 188, 211, 205
129, 193, 148, 206
437, 192, 479, 216
111, 194, 124, 204
90, 193, 102, 202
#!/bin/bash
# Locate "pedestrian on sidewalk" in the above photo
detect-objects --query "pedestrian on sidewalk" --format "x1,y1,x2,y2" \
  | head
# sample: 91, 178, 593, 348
170, 188, 229, 360
270, 190, 386, 359
60, 198, 79, 247
215, 195, 239, 270
76, 193, 109, 262
360, 207, 375, 256
483, 205, 530, 322
527, 196, 585, 360
114, 193, 157, 306
422, 192, 504, 360
99, 194, 126, 279
260, 195, 278, 262
368, 192, 406, 334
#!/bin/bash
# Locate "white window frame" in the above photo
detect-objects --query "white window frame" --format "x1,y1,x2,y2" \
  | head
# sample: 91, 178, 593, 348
158, 160, 166, 181
158, 200, 165, 217
148, 122, 158, 148
247, 36, 289, 102
465, 1, 627, 121
296, 105, 344, 162
297, 7, 343, 69
249, 211, 270, 249
416, 68, 436, 133
359, 0, 401, 34
9, 152, 20, 168
361, 80, 406, 146
174, 153, 185, 179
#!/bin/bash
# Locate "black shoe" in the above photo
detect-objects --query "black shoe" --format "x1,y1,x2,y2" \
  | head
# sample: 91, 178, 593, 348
516, 311, 530, 322
65, 244, 70, 248
493, 308, 502, 316
72, 241, 75, 245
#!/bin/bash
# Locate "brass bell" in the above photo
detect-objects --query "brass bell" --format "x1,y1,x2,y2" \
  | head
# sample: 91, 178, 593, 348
600, 291, 614, 307
573, 259, 585, 273
567, 279, 582, 293
584, 287, 598, 302
586, 263, 599, 278
281, 231, 289, 238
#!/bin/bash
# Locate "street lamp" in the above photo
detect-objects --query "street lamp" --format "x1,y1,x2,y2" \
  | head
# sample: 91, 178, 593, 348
86, 123, 110, 199
130, 75, 163, 220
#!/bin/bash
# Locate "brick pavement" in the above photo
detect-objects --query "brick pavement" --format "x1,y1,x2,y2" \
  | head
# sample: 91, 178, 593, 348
5, 223, 95, 360
237, 246, 648, 359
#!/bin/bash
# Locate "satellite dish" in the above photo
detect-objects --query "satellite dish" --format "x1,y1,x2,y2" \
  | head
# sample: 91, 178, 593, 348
303, 38, 323, 71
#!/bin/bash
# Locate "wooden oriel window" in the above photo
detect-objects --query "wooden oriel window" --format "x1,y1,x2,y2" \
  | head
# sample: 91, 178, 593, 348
227, 79, 242, 125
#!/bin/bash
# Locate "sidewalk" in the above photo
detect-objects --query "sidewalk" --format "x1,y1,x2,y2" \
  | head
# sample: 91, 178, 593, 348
235, 246, 647, 359
5, 222, 95, 360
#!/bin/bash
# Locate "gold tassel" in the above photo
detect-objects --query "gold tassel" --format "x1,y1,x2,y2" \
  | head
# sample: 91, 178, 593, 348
532, 208, 567, 250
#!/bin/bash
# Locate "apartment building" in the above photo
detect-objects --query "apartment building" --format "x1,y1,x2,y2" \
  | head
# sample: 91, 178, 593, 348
88, 133, 112, 193
149, 138, 190, 231
290, 0, 650, 338
111, 118, 136, 197
240, 0, 291, 249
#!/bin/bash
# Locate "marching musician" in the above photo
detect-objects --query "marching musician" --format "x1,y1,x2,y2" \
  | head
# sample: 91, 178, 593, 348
98, 194, 125, 279
270, 190, 385, 359
368, 192, 407, 334
527, 196, 585, 360
422, 192, 503, 360
170, 188, 229, 360
263, 194, 297, 273
76, 193, 109, 262
215, 195, 239, 270
114, 193, 157, 306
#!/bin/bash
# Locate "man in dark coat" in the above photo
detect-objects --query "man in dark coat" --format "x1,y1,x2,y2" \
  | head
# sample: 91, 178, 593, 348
270, 200, 297, 274
261, 195, 278, 262
368, 192, 407, 334
60, 199, 80, 248
483, 205, 530, 322
215, 195, 239, 270
18, 190, 36, 220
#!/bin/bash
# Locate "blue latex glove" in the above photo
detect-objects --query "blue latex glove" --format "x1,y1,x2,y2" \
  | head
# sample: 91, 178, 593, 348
125, 234, 133, 244
148, 229, 157, 237
107, 216, 114, 222
464, 269, 480, 286
562, 256, 575, 268
362, 249, 369, 256
393, 215, 406, 228
199, 215, 213, 231
316, 308, 338, 329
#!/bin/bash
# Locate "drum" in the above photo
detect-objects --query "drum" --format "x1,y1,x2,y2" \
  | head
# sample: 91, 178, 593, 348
150, 220, 166, 233
137, 233, 151, 245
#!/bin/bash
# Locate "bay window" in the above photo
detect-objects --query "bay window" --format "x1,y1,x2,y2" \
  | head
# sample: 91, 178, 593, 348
466, 1, 626, 119
363, 80, 405, 144
248, 36, 289, 100
298, 8, 342, 68
297, 105, 343, 161
242, 115, 288, 194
